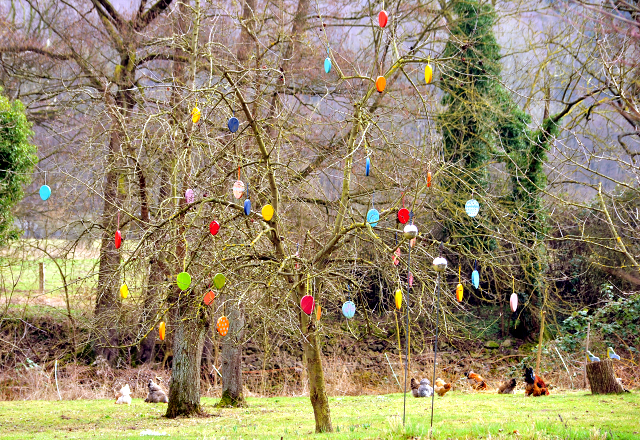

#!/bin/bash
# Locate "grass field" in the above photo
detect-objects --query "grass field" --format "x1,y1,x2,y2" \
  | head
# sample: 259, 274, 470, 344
0, 391, 638, 439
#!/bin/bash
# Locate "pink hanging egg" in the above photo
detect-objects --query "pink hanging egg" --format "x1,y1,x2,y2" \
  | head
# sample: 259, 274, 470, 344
393, 248, 401, 266
209, 220, 220, 236
115, 230, 122, 249
232, 180, 245, 199
300, 295, 315, 315
378, 10, 388, 28
185, 188, 195, 204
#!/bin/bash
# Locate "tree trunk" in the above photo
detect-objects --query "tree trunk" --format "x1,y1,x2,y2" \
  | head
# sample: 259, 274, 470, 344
137, 257, 166, 364
586, 359, 625, 394
165, 296, 207, 418
216, 303, 246, 407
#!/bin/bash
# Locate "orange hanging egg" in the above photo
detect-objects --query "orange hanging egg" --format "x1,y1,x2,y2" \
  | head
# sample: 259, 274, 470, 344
316, 305, 322, 322
375, 76, 386, 93
456, 283, 464, 302
217, 316, 230, 336
203, 290, 215, 305
158, 321, 166, 341
427, 171, 432, 187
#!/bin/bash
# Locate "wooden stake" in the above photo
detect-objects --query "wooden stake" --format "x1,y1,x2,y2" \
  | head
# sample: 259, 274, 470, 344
535, 311, 546, 373
38, 262, 45, 293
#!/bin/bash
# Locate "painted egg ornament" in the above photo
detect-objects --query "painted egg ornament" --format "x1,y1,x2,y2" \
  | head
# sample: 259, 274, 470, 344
403, 223, 418, 239
410, 238, 416, 248
115, 230, 122, 249
378, 10, 388, 27
244, 198, 251, 215
433, 256, 448, 272
39, 185, 51, 201
395, 289, 403, 309
316, 305, 322, 321
425, 64, 433, 85
471, 269, 480, 289
300, 295, 315, 315
465, 198, 480, 217
228, 116, 239, 133
427, 171, 432, 187
213, 273, 226, 289
185, 188, 195, 204
398, 208, 410, 224
365, 157, 371, 176
177, 272, 192, 291
510, 293, 518, 313
375, 76, 386, 93
392, 247, 401, 266
342, 301, 356, 319
456, 283, 464, 302
232, 180, 245, 199
324, 57, 332, 73
203, 290, 215, 306
261, 204, 274, 221
191, 106, 201, 123
217, 316, 229, 336
408, 272, 414, 287
366, 208, 380, 227
120, 283, 129, 299
209, 220, 220, 236
158, 321, 166, 341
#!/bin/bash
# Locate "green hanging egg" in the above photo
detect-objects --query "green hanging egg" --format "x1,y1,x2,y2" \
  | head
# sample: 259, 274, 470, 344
213, 273, 226, 290
177, 272, 192, 290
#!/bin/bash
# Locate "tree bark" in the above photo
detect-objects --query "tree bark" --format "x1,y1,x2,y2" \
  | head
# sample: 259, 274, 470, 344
586, 359, 625, 394
301, 313, 332, 433
216, 302, 246, 407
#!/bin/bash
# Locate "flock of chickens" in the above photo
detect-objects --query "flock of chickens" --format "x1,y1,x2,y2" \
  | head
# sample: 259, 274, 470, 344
114, 378, 169, 405
411, 366, 550, 398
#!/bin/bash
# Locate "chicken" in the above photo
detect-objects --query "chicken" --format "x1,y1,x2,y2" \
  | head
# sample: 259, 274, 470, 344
115, 384, 131, 404
464, 371, 487, 390
524, 367, 549, 396
434, 378, 452, 397
144, 379, 169, 403
410, 378, 433, 397
497, 378, 517, 394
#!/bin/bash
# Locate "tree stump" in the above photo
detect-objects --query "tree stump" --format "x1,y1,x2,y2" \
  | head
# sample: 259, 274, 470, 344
586, 359, 624, 394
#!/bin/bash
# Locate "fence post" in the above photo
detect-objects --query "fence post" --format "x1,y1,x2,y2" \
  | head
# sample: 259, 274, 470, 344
39, 262, 45, 293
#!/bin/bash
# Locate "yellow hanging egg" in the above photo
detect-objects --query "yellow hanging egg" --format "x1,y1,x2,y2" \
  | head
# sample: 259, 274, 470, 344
120, 283, 129, 299
425, 64, 433, 84
261, 204, 274, 221
456, 283, 464, 302
191, 106, 201, 123
395, 289, 403, 310
159, 321, 166, 341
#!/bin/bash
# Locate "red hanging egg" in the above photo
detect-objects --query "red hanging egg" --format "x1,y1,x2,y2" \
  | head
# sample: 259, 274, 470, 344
209, 220, 220, 236
378, 10, 388, 28
204, 290, 215, 305
300, 295, 315, 315
115, 230, 122, 249
398, 208, 410, 224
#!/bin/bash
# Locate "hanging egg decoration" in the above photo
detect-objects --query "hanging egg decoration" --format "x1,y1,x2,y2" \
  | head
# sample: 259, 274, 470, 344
408, 272, 414, 287
342, 301, 356, 319
324, 57, 332, 73
378, 10, 388, 27
510, 293, 518, 313
213, 273, 226, 290
185, 188, 195, 204
209, 220, 220, 236
228, 116, 239, 133
300, 295, 315, 315
433, 256, 448, 272
115, 230, 122, 249
403, 223, 418, 239
366, 208, 380, 227
191, 106, 201, 123
120, 283, 129, 299
393, 247, 401, 266
395, 289, 403, 309
465, 198, 480, 217
472, 269, 480, 289
425, 64, 433, 84
365, 157, 371, 176
456, 283, 464, 302
39, 185, 51, 201
398, 208, 410, 224
427, 171, 432, 187
375, 76, 386, 93
316, 305, 322, 321
158, 321, 166, 341
217, 316, 230, 336
176, 272, 192, 291
244, 198, 251, 215
232, 180, 245, 199
262, 204, 274, 221
203, 290, 215, 306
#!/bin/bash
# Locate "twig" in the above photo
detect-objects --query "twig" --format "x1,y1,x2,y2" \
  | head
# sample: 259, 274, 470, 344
554, 346, 573, 389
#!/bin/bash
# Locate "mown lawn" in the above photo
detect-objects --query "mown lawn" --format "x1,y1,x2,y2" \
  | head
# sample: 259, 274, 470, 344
0, 391, 638, 439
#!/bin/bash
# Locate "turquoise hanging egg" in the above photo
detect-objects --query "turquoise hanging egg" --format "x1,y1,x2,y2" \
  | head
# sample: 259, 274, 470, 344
324, 57, 332, 73
365, 157, 371, 176
342, 301, 356, 319
228, 116, 239, 133
366, 208, 379, 227
39, 185, 51, 201
465, 199, 479, 217
472, 269, 479, 289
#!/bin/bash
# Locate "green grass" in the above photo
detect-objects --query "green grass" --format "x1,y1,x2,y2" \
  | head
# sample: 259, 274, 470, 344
0, 391, 638, 439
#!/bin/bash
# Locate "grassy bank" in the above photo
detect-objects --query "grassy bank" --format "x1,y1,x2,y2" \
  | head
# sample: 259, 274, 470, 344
0, 391, 637, 439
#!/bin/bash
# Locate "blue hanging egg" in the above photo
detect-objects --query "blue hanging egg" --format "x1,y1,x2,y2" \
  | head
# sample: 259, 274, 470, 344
365, 157, 371, 176
244, 199, 251, 215
471, 269, 479, 289
324, 57, 332, 73
366, 208, 379, 227
465, 199, 480, 217
342, 301, 356, 319
228, 116, 239, 133
39, 185, 51, 201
